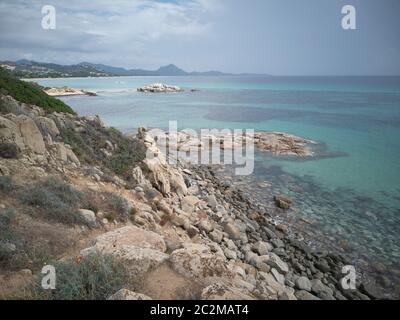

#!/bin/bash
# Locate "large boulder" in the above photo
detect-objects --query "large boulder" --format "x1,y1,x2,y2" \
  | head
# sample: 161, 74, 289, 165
0, 116, 25, 150
35, 117, 60, 138
266, 253, 289, 274
181, 196, 201, 213
169, 243, 234, 282
131, 166, 152, 189
13, 115, 45, 154
80, 226, 168, 277
82, 226, 167, 253
111, 245, 169, 276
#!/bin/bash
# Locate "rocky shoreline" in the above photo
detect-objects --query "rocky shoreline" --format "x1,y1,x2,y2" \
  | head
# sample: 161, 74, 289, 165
44, 86, 97, 97
145, 128, 316, 157
0, 94, 385, 300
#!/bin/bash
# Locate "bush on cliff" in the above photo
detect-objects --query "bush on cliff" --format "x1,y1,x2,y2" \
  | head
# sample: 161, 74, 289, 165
18, 176, 85, 225
24, 253, 129, 300
60, 124, 146, 177
0, 67, 75, 114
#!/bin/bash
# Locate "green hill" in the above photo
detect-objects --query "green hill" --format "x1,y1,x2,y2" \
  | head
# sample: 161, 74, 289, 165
0, 67, 75, 114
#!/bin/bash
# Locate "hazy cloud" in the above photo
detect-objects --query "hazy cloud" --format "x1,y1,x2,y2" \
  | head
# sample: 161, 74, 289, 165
0, 0, 399, 75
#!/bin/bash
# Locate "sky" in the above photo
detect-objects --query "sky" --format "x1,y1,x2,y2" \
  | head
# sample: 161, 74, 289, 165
0, 0, 399, 75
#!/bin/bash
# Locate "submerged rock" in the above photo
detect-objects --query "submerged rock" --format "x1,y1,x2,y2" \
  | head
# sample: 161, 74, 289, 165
274, 195, 292, 210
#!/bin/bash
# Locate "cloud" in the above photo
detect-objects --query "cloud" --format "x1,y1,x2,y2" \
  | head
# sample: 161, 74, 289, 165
0, 0, 220, 67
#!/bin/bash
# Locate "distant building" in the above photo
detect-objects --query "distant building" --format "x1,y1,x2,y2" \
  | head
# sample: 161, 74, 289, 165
0, 64, 16, 71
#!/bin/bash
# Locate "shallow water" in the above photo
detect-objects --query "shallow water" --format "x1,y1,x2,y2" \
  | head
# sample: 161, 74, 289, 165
32, 75, 400, 292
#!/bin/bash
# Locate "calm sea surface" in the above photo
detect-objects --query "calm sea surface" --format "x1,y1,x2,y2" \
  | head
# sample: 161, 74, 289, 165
32, 76, 400, 294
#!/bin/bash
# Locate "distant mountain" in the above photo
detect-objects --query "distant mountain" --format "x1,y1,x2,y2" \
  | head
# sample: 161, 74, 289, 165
81, 62, 231, 77
0, 60, 248, 78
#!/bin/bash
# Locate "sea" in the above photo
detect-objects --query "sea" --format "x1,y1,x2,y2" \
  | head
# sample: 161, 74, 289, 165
30, 75, 400, 296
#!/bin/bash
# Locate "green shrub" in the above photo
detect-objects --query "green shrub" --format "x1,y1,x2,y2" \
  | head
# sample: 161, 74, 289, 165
27, 253, 128, 300
18, 177, 85, 225
60, 123, 146, 177
0, 176, 13, 193
0, 208, 15, 240
0, 67, 75, 114
106, 193, 132, 222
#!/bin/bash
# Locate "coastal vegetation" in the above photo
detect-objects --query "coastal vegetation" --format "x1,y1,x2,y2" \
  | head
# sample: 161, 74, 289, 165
0, 67, 75, 114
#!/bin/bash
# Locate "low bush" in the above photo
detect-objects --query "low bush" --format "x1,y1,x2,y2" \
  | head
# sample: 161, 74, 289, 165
0, 176, 13, 193
0, 143, 20, 159
26, 253, 129, 300
105, 193, 132, 222
60, 124, 147, 177
18, 176, 85, 225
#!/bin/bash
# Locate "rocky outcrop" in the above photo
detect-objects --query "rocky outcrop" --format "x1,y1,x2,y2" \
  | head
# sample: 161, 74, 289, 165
169, 243, 234, 283
0, 96, 80, 166
138, 128, 187, 196
149, 128, 315, 158
80, 226, 169, 277
81, 226, 167, 253
44, 87, 96, 97
137, 83, 183, 93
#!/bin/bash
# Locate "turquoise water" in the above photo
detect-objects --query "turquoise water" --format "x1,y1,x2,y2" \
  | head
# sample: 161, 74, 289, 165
32, 76, 400, 291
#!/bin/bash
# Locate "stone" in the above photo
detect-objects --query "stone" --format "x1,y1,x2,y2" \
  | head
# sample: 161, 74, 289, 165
84, 115, 106, 128
205, 195, 218, 210
295, 290, 320, 300
77, 209, 97, 227
274, 195, 292, 210
181, 195, 200, 213
81, 226, 167, 254
145, 188, 163, 203
142, 147, 187, 196
295, 276, 312, 291
35, 117, 60, 137
270, 238, 285, 248
266, 253, 289, 274
201, 283, 255, 300
198, 219, 214, 233
131, 166, 151, 188
65, 147, 80, 165
253, 241, 271, 255
224, 248, 237, 260
169, 243, 234, 282
271, 268, 285, 285
108, 289, 152, 300
315, 259, 331, 273
209, 229, 224, 243
278, 287, 297, 300
311, 279, 334, 299
223, 222, 242, 241
259, 271, 286, 295
54, 143, 68, 162
0, 115, 25, 150
360, 282, 383, 300
108, 245, 169, 276
14, 115, 46, 154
